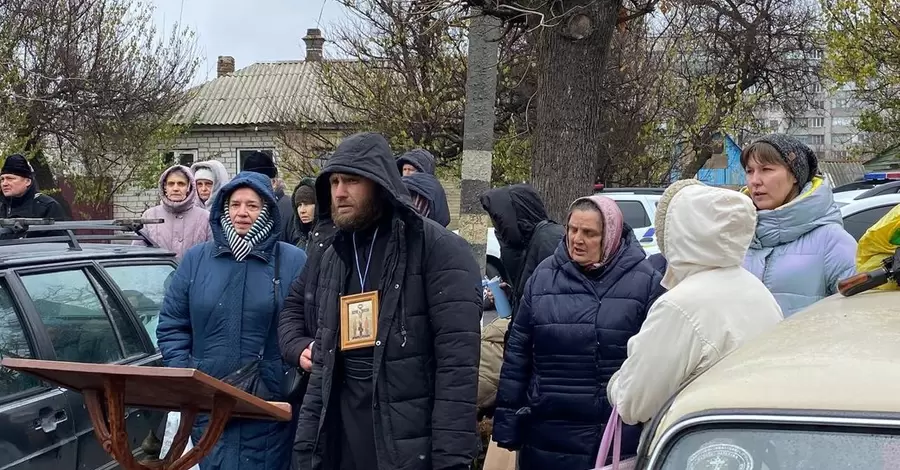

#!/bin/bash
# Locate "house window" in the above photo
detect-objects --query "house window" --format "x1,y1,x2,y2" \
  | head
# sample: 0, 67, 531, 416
810, 117, 825, 128
833, 117, 857, 127
809, 135, 825, 145
788, 117, 808, 129
811, 100, 825, 110
809, 82, 823, 94
237, 149, 276, 172
161, 150, 197, 167
768, 119, 780, 130
810, 49, 824, 60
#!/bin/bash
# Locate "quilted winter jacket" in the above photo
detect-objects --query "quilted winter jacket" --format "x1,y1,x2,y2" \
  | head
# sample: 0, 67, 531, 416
492, 229, 664, 470
293, 133, 483, 470
608, 184, 783, 426
743, 177, 857, 317
156, 171, 308, 470
135, 165, 210, 260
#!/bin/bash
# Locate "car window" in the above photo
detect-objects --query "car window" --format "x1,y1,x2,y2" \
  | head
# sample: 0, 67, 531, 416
660, 426, 900, 469
615, 200, 651, 228
21, 269, 142, 363
104, 264, 175, 348
0, 282, 39, 398
843, 205, 895, 241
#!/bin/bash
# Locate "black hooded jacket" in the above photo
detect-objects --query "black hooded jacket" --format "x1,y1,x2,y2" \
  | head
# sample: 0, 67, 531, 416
0, 180, 69, 239
480, 184, 564, 314
281, 177, 317, 248
287, 133, 482, 470
402, 172, 451, 227
396, 148, 436, 175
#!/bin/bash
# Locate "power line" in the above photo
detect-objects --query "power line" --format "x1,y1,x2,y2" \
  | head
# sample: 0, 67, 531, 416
316, 0, 329, 26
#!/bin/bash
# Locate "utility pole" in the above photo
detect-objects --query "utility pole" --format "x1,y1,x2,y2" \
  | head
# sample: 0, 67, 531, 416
459, 9, 501, 274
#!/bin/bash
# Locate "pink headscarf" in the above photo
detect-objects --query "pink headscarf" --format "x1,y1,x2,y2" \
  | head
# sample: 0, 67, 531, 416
568, 194, 625, 268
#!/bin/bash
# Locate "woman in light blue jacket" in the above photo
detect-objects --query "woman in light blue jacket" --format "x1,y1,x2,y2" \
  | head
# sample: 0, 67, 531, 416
742, 134, 857, 317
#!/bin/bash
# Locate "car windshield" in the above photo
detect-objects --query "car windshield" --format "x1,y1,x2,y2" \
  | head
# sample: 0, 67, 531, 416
660, 425, 900, 469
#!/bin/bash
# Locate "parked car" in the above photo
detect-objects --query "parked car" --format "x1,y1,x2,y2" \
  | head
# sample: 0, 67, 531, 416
840, 194, 900, 241
0, 219, 173, 470
633, 288, 900, 469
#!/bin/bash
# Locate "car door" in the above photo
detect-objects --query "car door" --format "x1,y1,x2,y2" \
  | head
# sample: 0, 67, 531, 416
14, 265, 162, 470
0, 275, 77, 470
843, 204, 896, 241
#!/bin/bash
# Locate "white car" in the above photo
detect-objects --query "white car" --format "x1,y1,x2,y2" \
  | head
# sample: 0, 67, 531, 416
840, 193, 900, 241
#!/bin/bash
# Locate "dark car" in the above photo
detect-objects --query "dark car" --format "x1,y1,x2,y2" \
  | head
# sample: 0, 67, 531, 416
0, 219, 175, 470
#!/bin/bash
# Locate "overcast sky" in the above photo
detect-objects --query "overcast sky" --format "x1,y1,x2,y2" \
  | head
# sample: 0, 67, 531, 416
152, 0, 346, 85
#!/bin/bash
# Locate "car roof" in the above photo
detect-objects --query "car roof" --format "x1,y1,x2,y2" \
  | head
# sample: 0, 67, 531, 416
840, 193, 900, 216
0, 242, 175, 268
655, 290, 900, 440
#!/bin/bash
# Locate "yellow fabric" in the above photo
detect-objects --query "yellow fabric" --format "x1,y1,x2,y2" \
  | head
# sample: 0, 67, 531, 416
856, 204, 900, 291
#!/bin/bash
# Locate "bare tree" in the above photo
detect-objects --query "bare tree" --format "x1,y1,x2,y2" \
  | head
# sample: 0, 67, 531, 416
0, 0, 199, 209
659, 0, 821, 177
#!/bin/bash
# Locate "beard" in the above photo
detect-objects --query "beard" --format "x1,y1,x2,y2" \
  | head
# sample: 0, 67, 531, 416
332, 199, 383, 232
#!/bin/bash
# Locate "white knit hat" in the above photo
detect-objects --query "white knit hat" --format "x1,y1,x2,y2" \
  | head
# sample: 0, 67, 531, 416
194, 167, 215, 183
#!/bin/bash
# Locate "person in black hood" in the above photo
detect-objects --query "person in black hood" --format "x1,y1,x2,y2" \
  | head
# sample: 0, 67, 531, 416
0, 154, 68, 239
402, 172, 451, 227
480, 184, 564, 315
282, 177, 317, 249
285, 132, 482, 470
396, 148, 436, 176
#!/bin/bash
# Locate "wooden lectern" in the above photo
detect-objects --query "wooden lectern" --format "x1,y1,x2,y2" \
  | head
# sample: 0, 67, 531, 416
1, 358, 291, 470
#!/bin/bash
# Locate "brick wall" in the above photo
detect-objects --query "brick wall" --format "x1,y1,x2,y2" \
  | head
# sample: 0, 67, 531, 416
112, 129, 282, 218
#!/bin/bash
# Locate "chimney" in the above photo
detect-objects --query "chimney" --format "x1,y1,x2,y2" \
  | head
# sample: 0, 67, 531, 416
302, 29, 325, 62
217, 56, 235, 77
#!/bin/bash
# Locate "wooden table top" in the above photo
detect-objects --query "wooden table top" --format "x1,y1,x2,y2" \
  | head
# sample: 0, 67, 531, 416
1, 358, 291, 421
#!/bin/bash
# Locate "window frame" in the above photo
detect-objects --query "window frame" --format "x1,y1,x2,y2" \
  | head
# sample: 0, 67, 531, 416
615, 200, 651, 228
96, 259, 178, 352
843, 205, 896, 241
0, 273, 49, 404
237, 148, 277, 172
160, 149, 198, 167
11, 262, 150, 364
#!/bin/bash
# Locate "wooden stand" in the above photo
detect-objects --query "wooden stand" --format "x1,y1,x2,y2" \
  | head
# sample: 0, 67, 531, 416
1, 358, 291, 470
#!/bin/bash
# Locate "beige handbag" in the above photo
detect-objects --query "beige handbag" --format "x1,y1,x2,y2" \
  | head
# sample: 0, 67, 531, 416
484, 440, 517, 470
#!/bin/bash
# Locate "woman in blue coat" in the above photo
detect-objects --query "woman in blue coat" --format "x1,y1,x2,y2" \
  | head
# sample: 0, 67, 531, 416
157, 171, 307, 470
492, 195, 664, 470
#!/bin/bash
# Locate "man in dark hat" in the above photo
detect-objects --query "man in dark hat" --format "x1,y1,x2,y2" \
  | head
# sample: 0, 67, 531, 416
0, 154, 67, 237
242, 150, 294, 238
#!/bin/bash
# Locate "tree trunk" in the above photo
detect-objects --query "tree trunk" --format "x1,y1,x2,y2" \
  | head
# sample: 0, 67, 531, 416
531, 0, 622, 221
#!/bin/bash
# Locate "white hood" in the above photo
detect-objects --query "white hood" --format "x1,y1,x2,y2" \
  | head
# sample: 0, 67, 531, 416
659, 184, 757, 289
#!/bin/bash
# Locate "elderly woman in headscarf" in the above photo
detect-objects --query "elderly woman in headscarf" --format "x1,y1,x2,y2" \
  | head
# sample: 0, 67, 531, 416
492, 195, 664, 470
135, 165, 210, 260
157, 171, 307, 470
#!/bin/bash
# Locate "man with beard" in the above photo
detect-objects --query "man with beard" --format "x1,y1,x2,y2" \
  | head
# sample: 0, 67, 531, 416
288, 132, 482, 470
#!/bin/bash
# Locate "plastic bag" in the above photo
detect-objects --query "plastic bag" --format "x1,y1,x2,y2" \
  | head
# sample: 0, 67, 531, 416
856, 204, 900, 291
592, 406, 637, 470
160, 411, 199, 470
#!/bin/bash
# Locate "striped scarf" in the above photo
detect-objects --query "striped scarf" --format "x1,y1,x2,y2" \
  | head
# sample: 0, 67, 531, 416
220, 203, 275, 262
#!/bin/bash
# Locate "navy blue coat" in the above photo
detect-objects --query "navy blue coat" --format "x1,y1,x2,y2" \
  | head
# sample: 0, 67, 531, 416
157, 171, 307, 470
492, 230, 664, 470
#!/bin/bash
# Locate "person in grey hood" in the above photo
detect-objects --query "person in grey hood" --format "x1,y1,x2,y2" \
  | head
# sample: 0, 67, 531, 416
288, 132, 482, 470
396, 148, 436, 176
190, 159, 230, 209
402, 171, 451, 227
